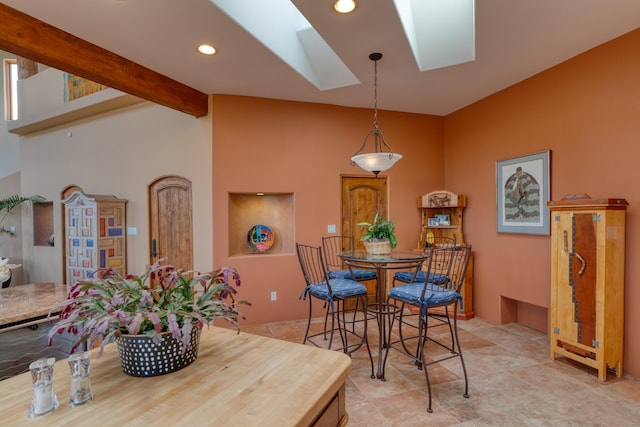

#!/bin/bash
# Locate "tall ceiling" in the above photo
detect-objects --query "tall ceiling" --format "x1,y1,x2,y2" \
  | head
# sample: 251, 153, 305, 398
2, 0, 640, 116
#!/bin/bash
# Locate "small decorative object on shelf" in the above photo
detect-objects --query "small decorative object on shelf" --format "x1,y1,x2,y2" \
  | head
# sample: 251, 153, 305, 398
28, 357, 59, 418
68, 351, 93, 406
247, 224, 275, 253
48, 260, 250, 376
358, 211, 397, 255
434, 214, 450, 226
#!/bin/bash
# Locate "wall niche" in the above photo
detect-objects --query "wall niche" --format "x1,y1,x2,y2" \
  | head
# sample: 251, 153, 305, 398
33, 201, 54, 246
228, 193, 294, 257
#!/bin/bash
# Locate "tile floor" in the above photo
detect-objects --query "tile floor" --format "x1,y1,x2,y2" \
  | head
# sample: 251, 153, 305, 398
242, 315, 640, 426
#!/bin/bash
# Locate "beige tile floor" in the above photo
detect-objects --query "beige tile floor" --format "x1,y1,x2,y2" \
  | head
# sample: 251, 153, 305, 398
242, 315, 640, 426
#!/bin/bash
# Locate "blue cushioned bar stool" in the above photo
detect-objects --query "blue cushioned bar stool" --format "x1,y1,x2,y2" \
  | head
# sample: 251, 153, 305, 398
391, 236, 455, 287
322, 236, 378, 284
387, 245, 472, 413
296, 243, 374, 376
321, 236, 377, 338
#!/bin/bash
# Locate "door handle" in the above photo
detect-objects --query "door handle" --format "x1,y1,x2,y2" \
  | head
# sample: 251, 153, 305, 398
152, 239, 157, 258
564, 230, 586, 276
573, 252, 586, 276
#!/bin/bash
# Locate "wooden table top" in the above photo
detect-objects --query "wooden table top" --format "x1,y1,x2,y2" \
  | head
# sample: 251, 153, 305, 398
0, 326, 352, 426
0, 283, 68, 328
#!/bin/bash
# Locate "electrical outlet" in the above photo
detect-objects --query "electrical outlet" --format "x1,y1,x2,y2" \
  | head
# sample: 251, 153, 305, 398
270, 291, 277, 301
327, 224, 336, 233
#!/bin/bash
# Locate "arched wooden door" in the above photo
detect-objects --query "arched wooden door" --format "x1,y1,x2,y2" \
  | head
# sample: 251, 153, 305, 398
341, 175, 388, 303
148, 176, 193, 271
341, 176, 388, 248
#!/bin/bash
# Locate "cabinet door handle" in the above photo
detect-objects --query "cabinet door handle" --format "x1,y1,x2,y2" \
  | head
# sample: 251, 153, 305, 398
573, 252, 586, 276
152, 239, 157, 258
563, 230, 585, 275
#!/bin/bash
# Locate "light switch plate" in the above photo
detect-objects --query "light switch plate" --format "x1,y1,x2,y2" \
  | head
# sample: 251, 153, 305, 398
327, 224, 336, 233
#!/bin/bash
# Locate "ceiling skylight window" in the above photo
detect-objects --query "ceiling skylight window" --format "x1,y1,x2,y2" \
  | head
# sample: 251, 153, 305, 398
210, 0, 358, 91
393, 0, 475, 71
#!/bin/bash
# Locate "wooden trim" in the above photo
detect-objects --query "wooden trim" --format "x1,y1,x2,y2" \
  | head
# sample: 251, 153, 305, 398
2, 58, 15, 120
0, 3, 208, 118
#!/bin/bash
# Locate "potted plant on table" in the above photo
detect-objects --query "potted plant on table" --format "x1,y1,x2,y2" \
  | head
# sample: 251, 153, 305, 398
1, 194, 47, 287
48, 260, 250, 377
358, 211, 397, 255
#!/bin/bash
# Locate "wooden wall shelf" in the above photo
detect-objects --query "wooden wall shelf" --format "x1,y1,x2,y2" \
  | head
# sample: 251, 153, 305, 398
418, 190, 474, 320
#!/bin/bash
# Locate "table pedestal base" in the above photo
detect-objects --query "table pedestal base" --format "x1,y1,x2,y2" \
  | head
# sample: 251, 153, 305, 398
366, 302, 401, 381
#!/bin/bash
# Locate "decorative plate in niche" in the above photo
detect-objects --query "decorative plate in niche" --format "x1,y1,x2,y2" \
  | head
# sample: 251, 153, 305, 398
247, 225, 275, 253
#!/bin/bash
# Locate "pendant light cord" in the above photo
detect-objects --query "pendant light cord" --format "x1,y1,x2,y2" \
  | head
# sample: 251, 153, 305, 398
373, 57, 379, 131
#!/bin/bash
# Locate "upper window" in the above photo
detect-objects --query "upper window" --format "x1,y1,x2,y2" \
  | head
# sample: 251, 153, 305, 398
3, 58, 18, 120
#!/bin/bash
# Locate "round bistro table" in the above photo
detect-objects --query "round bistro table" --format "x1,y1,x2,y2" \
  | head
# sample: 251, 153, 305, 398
337, 249, 428, 380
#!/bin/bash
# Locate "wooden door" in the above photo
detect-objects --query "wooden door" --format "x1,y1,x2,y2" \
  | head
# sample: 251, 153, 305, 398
148, 176, 193, 272
341, 176, 388, 248
341, 176, 387, 303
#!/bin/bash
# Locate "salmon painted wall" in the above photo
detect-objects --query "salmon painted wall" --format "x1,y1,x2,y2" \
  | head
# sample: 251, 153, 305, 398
444, 29, 640, 377
212, 96, 444, 325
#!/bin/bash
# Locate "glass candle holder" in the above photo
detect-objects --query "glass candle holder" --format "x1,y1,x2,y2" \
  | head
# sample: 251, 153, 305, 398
68, 351, 93, 407
28, 357, 59, 418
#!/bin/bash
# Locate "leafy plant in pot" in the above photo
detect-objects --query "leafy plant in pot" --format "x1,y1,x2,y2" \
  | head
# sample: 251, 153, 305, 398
0, 194, 47, 286
358, 211, 397, 255
48, 260, 250, 377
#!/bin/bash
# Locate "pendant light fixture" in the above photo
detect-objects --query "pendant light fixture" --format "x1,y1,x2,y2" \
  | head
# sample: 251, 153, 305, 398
351, 52, 402, 177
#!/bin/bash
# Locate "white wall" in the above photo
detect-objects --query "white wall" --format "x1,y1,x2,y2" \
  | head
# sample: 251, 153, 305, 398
17, 100, 213, 284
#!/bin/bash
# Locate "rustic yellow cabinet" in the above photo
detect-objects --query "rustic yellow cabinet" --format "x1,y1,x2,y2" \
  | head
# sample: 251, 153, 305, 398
548, 197, 627, 380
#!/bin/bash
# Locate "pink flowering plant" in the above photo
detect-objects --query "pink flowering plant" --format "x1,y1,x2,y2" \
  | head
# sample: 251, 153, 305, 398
48, 260, 249, 355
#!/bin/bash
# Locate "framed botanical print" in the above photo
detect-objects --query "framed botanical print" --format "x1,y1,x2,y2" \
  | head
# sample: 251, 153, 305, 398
496, 150, 551, 235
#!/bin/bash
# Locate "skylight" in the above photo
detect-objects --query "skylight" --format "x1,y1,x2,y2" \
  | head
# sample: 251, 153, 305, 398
209, 0, 475, 91
393, 0, 475, 71
210, 0, 359, 91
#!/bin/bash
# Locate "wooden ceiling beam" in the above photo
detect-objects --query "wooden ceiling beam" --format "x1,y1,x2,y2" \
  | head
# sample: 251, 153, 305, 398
0, 3, 208, 118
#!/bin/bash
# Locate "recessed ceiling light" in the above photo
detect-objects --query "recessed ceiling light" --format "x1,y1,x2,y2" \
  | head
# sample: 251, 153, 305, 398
197, 44, 217, 55
334, 0, 357, 14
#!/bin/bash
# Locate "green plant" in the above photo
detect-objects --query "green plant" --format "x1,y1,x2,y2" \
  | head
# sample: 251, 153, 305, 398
358, 211, 397, 248
48, 260, 250, 355
1, 194, 47, 283
0, 194, 47, 239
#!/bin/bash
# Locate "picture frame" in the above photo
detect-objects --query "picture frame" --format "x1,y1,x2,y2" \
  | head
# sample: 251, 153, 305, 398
427, 217, 439, 226
434, 214, 450, 226
496, 150, 550, 235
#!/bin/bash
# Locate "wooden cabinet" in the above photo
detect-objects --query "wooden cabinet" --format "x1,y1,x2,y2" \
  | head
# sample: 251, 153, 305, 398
418, 191, 474, 319
62, 191, 127, 284
548, 197, 627, 380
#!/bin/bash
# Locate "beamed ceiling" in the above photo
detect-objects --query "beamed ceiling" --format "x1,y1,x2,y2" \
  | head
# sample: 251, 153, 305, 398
1, 0, 639, 118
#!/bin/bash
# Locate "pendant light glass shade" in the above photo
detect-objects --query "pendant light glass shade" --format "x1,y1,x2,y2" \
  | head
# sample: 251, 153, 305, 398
351, 52, 402, 177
